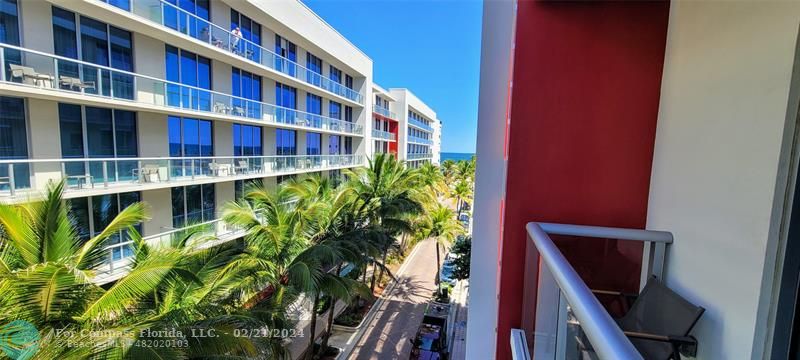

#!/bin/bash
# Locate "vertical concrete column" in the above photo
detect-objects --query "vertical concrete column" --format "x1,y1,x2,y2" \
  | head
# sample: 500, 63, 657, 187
27, 99, 62, 190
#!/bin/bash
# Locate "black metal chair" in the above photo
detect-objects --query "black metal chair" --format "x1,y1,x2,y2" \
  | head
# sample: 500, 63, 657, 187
598, 276, 705, 359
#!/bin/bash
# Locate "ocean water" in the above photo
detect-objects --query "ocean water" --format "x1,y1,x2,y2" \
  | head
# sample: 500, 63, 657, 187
441, 152, 475, 162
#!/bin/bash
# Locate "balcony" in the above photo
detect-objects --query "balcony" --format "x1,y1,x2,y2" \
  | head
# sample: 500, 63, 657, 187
408, 135, 433, 145
120, 0, 364, 104
95, 217, 245, 283
0, 43, 363, 136
373, 104, 396, 120
408, 117, 434, 132
407, 152, 432, 160
0, 154, 364, 203
372, 129, 396, 141
512, 223, 699, 360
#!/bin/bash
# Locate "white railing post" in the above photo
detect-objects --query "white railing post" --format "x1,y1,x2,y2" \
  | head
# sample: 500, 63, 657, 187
8, 164, 15, 197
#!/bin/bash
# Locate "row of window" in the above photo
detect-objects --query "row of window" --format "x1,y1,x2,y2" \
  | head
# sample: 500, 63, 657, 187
409, 110, 431, 126
408, 144, 431, 155
408, 127, 431, 140
374, 95, 390, 109
1, 2, 359, 111
98, 0, 356, 92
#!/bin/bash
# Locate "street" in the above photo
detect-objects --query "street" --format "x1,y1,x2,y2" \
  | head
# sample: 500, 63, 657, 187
347, 237, 439, 359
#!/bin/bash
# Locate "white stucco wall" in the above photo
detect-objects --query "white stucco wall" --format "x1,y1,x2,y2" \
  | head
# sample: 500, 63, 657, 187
465, 0, 515, 358
646, 2, 800, 359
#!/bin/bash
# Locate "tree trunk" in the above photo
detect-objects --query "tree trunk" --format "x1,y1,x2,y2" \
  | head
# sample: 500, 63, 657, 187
320, 264, 344, 353
369, 261, 377, 294
376, 246, 389, 291
306, 291, 321, 360
435, 241, 441, 288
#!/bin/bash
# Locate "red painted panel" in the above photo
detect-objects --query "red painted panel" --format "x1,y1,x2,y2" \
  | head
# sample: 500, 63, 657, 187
495, 1, 669, 358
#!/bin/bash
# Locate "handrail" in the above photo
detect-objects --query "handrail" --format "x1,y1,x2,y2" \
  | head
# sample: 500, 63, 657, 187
408, 117, 434, 132
526, 222, 644, 360
408, 136, 433, 145
0, 154, 361, 164
124, 0, 364, 103
373, 104, 396, 119
0, 43, 363, 135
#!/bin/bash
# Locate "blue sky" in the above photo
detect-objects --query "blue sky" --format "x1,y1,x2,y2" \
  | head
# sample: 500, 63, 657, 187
303, 0, 482, 154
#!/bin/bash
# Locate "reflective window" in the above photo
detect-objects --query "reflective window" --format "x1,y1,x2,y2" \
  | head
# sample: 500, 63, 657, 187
233, 123, 262, 156
68, 192, 141, 259
329, 135, 340, 155
171, 184, 214, 227
52, 8, 134, 99
276, 129, 296, 156
232, 67, 261, 117
58, 104, 138, 183
329, 101, 341, 120
166, 45, 212, 111
306, 132, 321, 155
0, 96, 28, 189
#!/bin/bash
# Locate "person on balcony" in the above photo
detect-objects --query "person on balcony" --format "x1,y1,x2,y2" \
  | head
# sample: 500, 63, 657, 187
231, 27, 243, 54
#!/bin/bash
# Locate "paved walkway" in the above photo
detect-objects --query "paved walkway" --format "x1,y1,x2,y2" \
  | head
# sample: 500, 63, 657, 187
346, 238, 439, 359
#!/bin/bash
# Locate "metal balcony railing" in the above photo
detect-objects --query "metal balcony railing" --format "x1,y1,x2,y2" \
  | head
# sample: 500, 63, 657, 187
408, 135, 433, 145
407, 153, 432, 160
513, 222, 673, 360
0, 43, 364, 135
118, 0, 364, 104
0, 154, 364, 201
371, 129, 396, 141
373, 104, 396, 119
408, 117, 434, 132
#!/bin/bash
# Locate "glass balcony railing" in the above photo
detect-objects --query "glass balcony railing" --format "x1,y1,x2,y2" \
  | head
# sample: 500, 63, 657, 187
95, 218, 244, 283
408, 135, 433, 145
0, 43, 363, 135
407, 153, 432, 160
408, 117, 434, 132
372, 129, 396, 141
0, 154, 364, 200
121, 0, 364, 104
373, 104, 396, 119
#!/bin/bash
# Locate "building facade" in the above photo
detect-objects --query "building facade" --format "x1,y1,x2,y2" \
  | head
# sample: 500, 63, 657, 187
0, 0, 440, 281
388, 88, 441, 168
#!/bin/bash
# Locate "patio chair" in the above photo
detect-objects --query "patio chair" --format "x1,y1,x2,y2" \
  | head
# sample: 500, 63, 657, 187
233, 106, 245, 116
132, 164, 161, 183
59, 76, 95, 91
213, 102, 231, 114
208, 162, 222, 176
234, 160, 249, 174
9, 64, 54, 86
581, 276, 704, 359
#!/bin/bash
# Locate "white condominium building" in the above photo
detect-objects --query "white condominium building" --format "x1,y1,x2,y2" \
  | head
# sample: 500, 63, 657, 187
386, 88, 441, 168
0, 0, 375, 279
0, 0, 442, 280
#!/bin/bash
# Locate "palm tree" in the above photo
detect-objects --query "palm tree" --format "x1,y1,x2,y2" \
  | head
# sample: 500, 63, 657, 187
420, 204, 464, 290
416, 162, 446, 197
286, 175, 374, 359
345, 154, 423, 294
452, 180, 472, 218
0, 181, 211, 358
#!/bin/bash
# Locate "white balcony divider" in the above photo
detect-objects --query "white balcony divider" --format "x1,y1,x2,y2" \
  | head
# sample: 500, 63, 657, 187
371, 129, 396, 141
0, 43, 363, 135
408, 117, 434, 132
520, 222, 673, 360
373, 104, 396, 119
0, 154, 364, 199
124, 0, 364, 104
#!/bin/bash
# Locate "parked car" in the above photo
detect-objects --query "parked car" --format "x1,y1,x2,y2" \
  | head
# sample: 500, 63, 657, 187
440, 263, 456, 285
